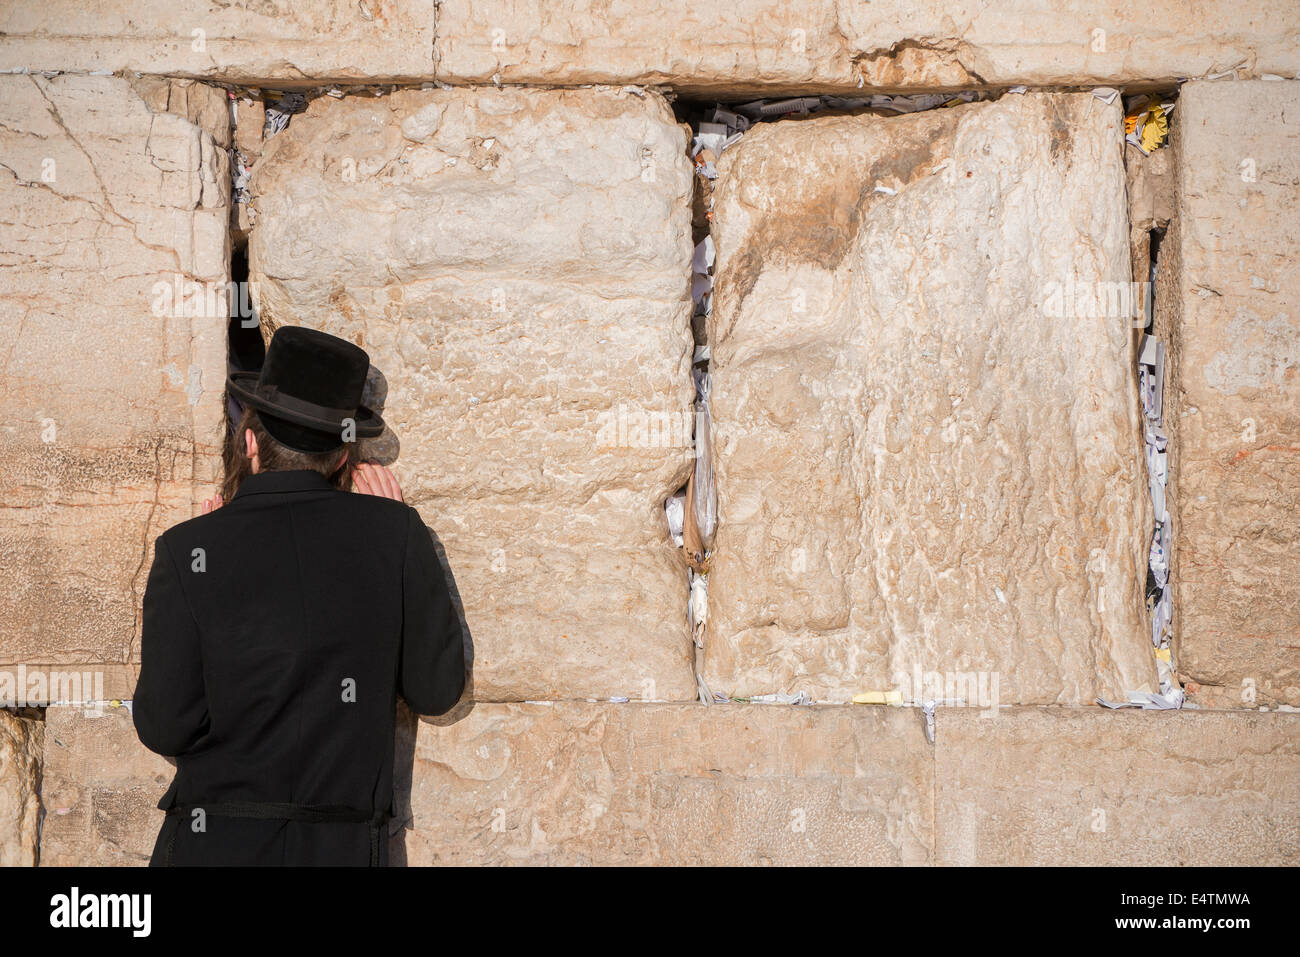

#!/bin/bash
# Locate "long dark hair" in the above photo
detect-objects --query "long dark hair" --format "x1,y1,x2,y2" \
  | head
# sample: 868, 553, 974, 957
221, 404, 355, 501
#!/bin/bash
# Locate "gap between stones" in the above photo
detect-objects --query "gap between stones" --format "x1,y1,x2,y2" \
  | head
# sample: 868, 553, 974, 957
1, 705, 45, 867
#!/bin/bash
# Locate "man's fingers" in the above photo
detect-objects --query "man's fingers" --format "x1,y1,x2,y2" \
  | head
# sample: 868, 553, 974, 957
371, 464, 391, 499
369, 463, 391, 499
379, 465, 403, 501
353, 465, 373, 495
352, 462, 403, 501
380, 466, 400, 501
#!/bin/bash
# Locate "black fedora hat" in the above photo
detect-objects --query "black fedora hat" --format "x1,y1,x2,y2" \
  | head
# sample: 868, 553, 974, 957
227, 326, 385, 453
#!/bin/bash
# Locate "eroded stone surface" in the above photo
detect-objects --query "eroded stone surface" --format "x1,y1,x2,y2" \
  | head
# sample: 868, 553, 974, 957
394, 701, 933, 865
1125, 141, 1174, 297
936, 707, 1300, 865
0, 710, 43, 866
0, 0, 437, 82
0, 75, 229, 696
34, 701, 1300, 866
248, 87, 697, 702
436, 1, 1300, 93
705, 93, 1156, 705
1167, 80, 1300, 709
39, 705, 172, 866
2, 2, 1294, 90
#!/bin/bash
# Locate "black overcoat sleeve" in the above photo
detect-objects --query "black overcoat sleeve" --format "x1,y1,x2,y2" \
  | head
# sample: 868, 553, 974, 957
398, 507, 467, 716
133, 535, 210, 756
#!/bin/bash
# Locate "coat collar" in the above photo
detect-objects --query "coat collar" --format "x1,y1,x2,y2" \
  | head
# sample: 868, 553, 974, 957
231, 469, 335, 501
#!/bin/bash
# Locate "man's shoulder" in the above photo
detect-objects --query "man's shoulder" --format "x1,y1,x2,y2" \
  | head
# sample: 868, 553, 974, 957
327, 487, 419, 523
156, 508, 218, 544
156, 485, 422, 546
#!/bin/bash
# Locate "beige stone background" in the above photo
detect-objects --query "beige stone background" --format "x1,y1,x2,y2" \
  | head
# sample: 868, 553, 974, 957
0, 2, 1297, 865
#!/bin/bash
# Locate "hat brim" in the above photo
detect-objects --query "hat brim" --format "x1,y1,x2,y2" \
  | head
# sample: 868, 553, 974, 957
227, 371, 385, 445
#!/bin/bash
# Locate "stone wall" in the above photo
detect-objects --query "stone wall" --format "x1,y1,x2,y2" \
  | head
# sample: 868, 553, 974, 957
36, 703, 1300, 866
0, 4, 1297, 866
0, 75, 230, 705
936, 708, 1300, 865
246, 86, 698, 702
1163, 80, 1300, 709
0, 711, 42, 866
37, 705, 171, 866
704, 92, 1153, 705
2, 1, 1296, 92
0, 1, 438, 82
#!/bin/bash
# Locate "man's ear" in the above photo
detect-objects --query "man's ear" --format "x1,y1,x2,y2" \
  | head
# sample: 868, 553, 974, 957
244, 428, 259, 463
328, 446, 349, 477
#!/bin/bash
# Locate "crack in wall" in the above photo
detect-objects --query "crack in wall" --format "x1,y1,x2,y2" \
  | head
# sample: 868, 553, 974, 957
852, 38, 989, 88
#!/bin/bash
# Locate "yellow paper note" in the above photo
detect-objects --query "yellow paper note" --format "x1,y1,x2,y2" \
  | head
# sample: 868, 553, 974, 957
852, 690, 903, 706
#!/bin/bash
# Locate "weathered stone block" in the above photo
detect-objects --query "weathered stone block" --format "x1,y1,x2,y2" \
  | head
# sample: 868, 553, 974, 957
39, 701, 930, 867
2, 2, 1294, 90
435, 1, 851, 94
32, 702, 1300, 866
936, 707, 1300, 865
0, 76, 230, 698
39, 705, 172, 866
0, 710, 42, 866
248, 87, 697, 702
1165, 80, 1300, 709
833, 3, 1300, 90
435, 1, 1300, 94
0, 0, 437, 82
395, 701, 933, 865
705, 93, 1156, 705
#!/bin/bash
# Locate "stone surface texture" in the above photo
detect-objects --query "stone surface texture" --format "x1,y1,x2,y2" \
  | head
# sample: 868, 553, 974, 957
2, 9, 1297, 871
1163, 80, 1300, 709
438, 1, 1300, 93
705, 93, 1156, 705
0, 710, 43, 866
35, 703, 1300, 866
248, 87, 697, 702
1125, 141, 1174, 297
0, 75, 229, 698
38, 705, 172, 866
395, 701, 933, 865
938, 707, 1300, 865
2, 2, 1295, 91
0, 0, 437, 82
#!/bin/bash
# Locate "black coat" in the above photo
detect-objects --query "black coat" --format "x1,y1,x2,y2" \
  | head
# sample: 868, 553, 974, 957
132, 469, 466, 866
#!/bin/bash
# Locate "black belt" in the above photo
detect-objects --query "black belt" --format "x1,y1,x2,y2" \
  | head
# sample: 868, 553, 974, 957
163, 801, 390, 866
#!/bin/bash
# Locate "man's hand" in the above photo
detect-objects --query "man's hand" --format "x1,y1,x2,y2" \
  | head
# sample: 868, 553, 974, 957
354, 462, 404, 502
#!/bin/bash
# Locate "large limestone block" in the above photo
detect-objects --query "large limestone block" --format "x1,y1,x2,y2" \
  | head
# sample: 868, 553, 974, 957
705, 93, 1156, 705
936, 707, 1300, 865
436, 1, 852, 94
248, 87, 697, 702
395, 702, 933, 865
0, 0, 437, 82
435, 1, 1300, 94
0, 710, 42, 866
39, 701, 932, 866
0, 76, 229, 698
32, 701, 1299, 866
1165, 81, 1300, 709
833, 3, 1300, 89
39, 705, 172, 866
3, 1, 1292, 90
